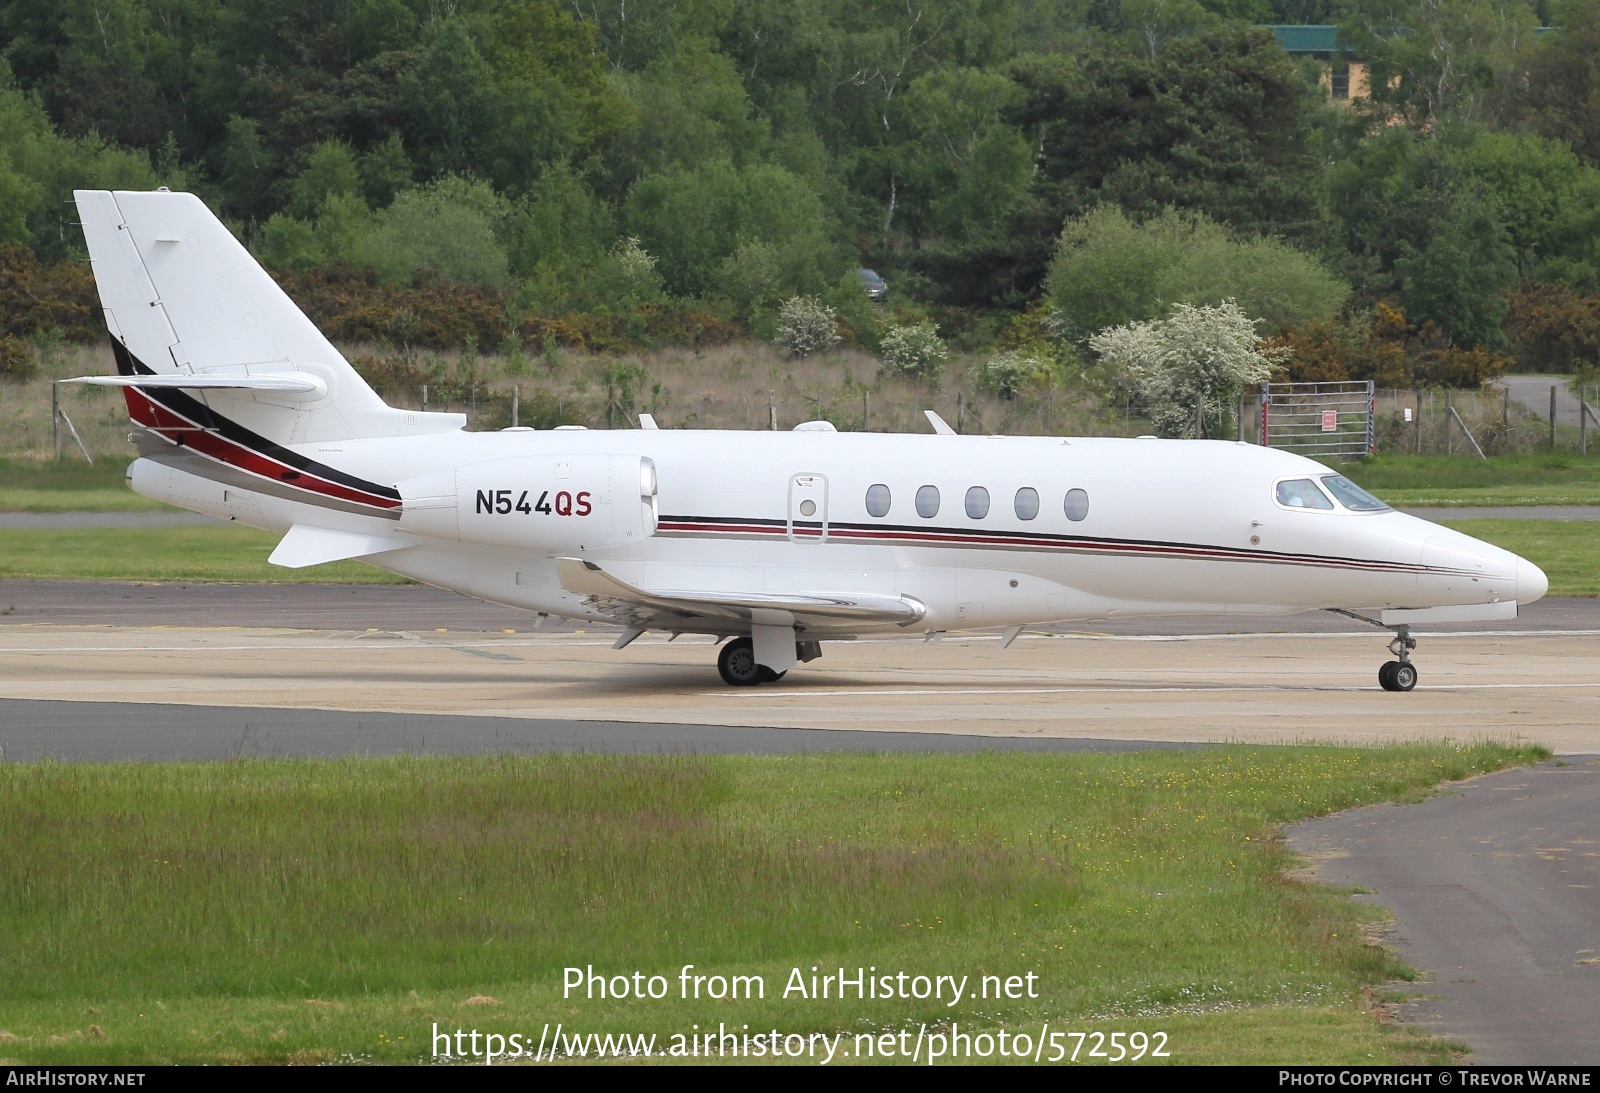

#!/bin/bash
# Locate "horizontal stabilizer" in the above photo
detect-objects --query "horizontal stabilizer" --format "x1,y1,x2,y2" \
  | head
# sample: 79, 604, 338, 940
63, 373, 328, 400
555, 557, 925, 626
268, 524, 418, 569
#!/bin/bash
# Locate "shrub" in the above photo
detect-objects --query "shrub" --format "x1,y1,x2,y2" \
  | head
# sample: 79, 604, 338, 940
1090, 300, 1286, 439
878, 321, 949, 379
0, 334, 37, 380
774, 296, 840, 357
970, 350, 1054, 398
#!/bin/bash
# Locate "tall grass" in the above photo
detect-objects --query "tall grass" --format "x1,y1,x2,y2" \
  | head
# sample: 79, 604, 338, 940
0, 744, 1542, 1065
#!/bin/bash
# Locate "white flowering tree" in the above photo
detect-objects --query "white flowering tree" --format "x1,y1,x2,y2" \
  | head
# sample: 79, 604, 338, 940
878, 321, 949, 379
1089, 300, 1287, 439
774, 295, 841, 357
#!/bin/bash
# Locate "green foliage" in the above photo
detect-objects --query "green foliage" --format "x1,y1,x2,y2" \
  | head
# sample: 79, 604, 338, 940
1512, 0, 1600, 165
0, 333, 37, 380
286, 141, 364, 220
0, 60, 158, 258
1340, 0, 1536, 128
1012, 26, 1325, 246
355, 176, 511, 288
0, 245, 99, 341
1046, 206, 1349, 342
1395, 186, 1516, 348
970, 349, 1057, 398
879, 321, 950, 380
624, 157, 843, 300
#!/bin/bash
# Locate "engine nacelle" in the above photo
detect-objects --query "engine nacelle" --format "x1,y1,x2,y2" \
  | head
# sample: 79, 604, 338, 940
396, 454, 657, 552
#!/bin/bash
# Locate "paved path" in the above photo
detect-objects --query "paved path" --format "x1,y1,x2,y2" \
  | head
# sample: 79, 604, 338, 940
1496, 376, 1596, 429
0, 698, 1200, 762
1288, 758, 1600, 1065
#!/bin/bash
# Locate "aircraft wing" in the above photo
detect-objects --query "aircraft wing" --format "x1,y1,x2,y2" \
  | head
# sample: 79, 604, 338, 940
554, 558, 926, 628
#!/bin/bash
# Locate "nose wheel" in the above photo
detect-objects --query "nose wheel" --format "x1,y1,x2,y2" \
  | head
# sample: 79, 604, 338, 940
1377, 626, 1418, 692
1328, 611, 1420, 692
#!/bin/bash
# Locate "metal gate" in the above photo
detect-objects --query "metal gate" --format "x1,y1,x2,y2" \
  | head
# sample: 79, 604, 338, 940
1259, 381, 1374, 461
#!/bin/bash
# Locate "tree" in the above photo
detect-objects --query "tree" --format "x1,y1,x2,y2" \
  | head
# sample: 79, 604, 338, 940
1340, 0, 1538, 129
1395, 186, 1516, 347
1511, 0, 1600, 165
1011, 25, 1326, 247
1046, 205, 1349, 341
1090, 300, 1287, 438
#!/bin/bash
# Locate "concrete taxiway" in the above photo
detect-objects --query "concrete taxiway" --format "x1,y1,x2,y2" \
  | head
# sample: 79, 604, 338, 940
0, 582, 1595, 753
0, 578, 1594, 1066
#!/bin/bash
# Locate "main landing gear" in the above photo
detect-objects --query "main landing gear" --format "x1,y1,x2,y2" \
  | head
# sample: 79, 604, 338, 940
1327, 611, 1419, 692
716, 637, 786, 686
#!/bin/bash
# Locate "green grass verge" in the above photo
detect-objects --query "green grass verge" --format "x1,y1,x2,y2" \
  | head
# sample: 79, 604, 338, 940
1351, 453, 1600, 507
0, 526, 411, 584
1442, 519, 1600, 597
0, 745, 1543, 1065
0, 521, 1587, 596
0, 459, 169, 513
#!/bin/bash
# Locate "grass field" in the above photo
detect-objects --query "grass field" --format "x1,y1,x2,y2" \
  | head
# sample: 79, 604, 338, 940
0, 525, 410, 584
0, 518, 1588, 595
1440, 520, 1600, 597
1352, 453, 1600, 507
0, 745, 1542, 1065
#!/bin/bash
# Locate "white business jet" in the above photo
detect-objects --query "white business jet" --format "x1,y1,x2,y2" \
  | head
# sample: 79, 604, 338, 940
67, 189, 1548, 691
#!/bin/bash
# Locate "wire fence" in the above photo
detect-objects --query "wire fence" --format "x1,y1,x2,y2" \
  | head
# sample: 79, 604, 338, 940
6, 354, 1599, 465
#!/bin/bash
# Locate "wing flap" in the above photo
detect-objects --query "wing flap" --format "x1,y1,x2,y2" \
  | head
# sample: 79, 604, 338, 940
555, 557, 925, 626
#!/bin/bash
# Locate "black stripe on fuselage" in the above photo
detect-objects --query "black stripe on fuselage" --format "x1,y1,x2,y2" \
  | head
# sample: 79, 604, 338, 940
112, 340, 401, 504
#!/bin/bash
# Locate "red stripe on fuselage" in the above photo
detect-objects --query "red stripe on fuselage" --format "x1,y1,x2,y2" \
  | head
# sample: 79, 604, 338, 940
655, 518, 1451, 576
128, 388, 400, 511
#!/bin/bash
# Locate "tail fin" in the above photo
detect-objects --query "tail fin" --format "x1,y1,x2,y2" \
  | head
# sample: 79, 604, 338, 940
73, 189, 464, 444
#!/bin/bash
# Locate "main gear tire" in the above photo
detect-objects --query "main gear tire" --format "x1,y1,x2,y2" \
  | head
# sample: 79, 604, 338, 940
717, 637, 762, 687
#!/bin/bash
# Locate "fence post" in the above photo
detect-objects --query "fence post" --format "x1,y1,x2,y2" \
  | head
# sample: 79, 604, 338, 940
956, 392, 964, 434
422, 384, 428, 412
1444, 389, 1453, 455
862, 391, 869, 432
52, 382, 61, 461
512, 385, 519, 428
768, 390, 776, 431
1551, 385, 1559, 449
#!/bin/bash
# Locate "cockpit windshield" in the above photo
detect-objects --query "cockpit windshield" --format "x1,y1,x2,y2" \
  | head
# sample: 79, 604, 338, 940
1275, 478, 1334, 510
1320, 475, 1390, 511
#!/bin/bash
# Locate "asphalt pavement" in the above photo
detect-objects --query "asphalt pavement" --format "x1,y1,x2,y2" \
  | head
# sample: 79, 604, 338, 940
1288, 759, 1600, 1065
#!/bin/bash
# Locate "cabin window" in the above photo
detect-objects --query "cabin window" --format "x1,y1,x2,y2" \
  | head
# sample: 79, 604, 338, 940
915, 485, 940, 518
965, 486, 990, 519
1276, 478, 1334, 510
1064, 488, 1089, 521
865, 483, 891, 517
1321, 475, 1389, 511
1014, 487, 1039, 521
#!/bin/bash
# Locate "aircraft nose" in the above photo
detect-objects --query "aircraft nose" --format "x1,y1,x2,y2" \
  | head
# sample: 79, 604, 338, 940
1518, 556, 1549, 604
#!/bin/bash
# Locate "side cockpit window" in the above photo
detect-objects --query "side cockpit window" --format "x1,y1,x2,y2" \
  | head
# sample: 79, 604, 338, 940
1275, 478, 1334, 510
1321, 475, 1389, 511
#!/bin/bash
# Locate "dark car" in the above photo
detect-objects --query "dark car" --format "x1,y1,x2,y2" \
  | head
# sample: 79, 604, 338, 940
858, 268, 888, 303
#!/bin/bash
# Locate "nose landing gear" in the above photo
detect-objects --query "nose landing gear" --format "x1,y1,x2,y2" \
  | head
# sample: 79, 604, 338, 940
1378, 626, 1418, 692
1327, 611, 1420, 692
